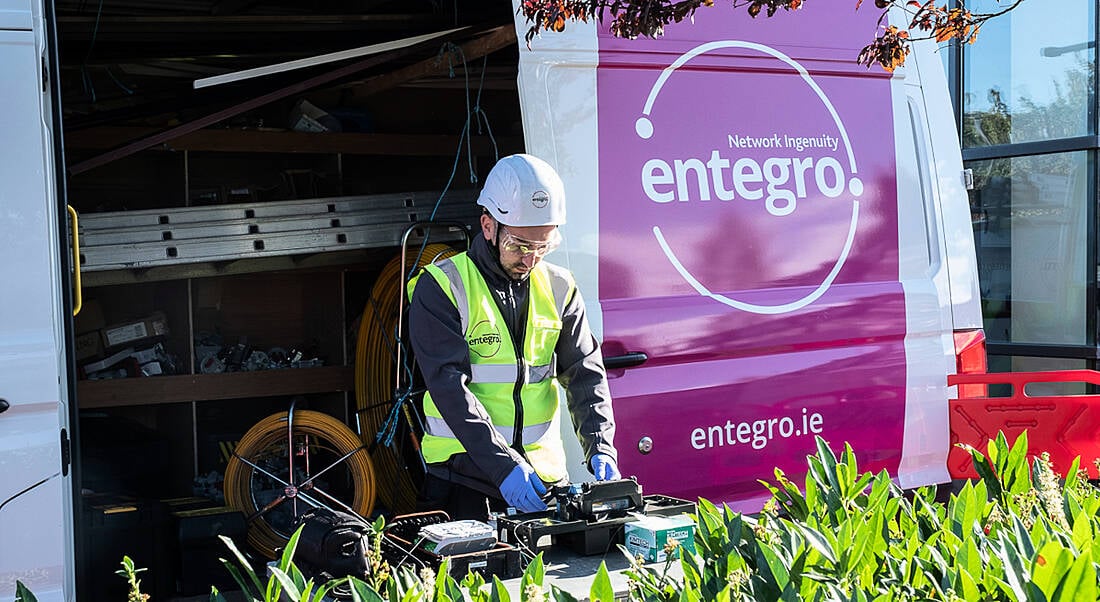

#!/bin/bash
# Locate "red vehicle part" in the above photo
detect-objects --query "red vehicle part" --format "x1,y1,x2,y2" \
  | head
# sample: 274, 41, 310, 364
948, 370, 1100, 479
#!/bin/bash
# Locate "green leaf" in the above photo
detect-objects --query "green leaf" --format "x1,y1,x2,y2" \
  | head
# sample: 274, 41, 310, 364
1052, 553, 1098, 602
960, 533, 983, 581
550, 584, 581, 602
435, 559, 453, 601
590, 562, 614, 602
463, 572, 488, 602
1009, 514, 1036, 560
792, 522, 837, 565
680, 548, 704, 588
1063, 456, 1081, 492
349, 577, 387, 602
966, 444, 1003, 501
490, 576, 512, 602
278, 524, 305, 573
268, 524, 307, 602
957, 568, 981, 602
759, 541, 791, 591
522, 552, 546, 588
15, 581, 38, 602
301, 580, 317, 602
1071, 514, 1093, 553
1004, 431, 1031, 496
445, 575, 465, 602
993, 535, 1031, 601
1032, 541, 1074, 601
680, 585, 702, 602
269, 566, 304, 602
217, 535, 266, 598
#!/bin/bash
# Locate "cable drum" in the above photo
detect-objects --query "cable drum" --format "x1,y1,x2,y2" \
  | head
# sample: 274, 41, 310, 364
355, 243, 458, 514
224, 410, 376, 559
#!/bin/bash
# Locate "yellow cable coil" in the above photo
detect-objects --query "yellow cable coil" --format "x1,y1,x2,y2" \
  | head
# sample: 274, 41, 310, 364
224, 410, 376, 559
355, 243, 458, 514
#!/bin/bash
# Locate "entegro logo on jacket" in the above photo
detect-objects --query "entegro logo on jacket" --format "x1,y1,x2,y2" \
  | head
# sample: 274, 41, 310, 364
467, 319, 502, 358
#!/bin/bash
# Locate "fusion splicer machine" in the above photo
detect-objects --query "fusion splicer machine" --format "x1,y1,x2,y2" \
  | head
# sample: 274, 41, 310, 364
379, 511, 525, 581
552, 479, 644, 522
496, 477, 695, 556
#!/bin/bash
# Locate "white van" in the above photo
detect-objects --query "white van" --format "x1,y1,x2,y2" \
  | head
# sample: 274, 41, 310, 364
0, 0, 983, 599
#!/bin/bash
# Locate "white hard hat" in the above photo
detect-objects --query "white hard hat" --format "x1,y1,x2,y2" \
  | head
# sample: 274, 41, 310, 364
476, 154, 566, 227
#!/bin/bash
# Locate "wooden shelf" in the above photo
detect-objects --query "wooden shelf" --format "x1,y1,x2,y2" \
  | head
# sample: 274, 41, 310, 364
77, 365, 355, 409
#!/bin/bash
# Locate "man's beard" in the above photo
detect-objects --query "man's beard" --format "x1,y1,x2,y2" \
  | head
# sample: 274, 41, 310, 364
501, 258, 531, 280
490, 234, 530, 280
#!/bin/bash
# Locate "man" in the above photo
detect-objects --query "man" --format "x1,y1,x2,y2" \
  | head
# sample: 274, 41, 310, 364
408, 153, 619, 520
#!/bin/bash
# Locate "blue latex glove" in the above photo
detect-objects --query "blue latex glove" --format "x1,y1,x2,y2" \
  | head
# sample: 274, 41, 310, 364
590, 453, 621, 481
499, 463, 548, 513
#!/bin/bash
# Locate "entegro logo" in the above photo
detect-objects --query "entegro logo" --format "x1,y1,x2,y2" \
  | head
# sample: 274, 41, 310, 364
636, 41, 863, 315
531, 190, 549, 209
467, 319, 502, 358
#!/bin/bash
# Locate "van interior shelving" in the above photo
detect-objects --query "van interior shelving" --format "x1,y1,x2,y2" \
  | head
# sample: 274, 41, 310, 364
57, 1, 522, 599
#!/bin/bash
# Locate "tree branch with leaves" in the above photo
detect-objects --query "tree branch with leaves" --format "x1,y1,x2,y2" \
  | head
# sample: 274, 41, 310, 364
518, 0, 1027, 71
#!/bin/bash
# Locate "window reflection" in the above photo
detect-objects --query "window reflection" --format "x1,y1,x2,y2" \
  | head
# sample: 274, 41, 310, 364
962, 0, 1094, 147
988, 356, 1088, 396
968, 152, 1088, 345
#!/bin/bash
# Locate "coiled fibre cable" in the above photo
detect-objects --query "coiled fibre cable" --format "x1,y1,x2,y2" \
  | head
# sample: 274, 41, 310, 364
224, 410, 376, 558
355, 243, 457, 514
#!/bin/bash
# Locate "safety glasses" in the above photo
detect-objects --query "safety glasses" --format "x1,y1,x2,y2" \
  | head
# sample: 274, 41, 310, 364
498, 227, 561, 258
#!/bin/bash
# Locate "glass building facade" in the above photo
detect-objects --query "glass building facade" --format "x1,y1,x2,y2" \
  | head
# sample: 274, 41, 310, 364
945, 0, 1098, 388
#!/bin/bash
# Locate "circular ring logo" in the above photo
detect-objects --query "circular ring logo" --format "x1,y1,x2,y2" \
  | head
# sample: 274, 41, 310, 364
467, 319, 502, 358
638, 41, 864, 315
531, 190, 550, 209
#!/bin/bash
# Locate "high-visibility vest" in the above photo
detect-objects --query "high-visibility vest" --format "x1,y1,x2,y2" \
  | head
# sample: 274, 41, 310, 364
409, 252, 576, 483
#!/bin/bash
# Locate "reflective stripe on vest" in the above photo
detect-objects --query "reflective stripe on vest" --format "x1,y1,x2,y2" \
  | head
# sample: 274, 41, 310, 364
410, 252, 576, 483
423, 415, 554, 445
470, 358, 557, 385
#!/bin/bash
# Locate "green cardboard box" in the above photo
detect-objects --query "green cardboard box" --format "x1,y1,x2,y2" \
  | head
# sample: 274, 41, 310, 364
624, 514, 696, 563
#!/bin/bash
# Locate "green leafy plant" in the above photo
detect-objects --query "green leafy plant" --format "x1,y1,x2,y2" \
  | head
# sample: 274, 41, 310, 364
626, 433, 1100, 601
116, 556, 150, 602
13, 582, 36, 602
212, 524, 348, 602
209, 517, 585, 602
17, 431, 1100, 602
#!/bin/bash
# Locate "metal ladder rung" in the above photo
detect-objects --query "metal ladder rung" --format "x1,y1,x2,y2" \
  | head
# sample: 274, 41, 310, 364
81, 221, 469, 272
79, 191, 476, 230
80, 205, 472, 246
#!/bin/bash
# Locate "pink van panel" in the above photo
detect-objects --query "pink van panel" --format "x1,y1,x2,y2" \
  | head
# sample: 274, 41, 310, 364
594, 3, 904, 507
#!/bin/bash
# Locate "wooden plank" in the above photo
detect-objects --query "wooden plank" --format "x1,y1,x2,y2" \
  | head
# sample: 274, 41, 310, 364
77, 365, 355, 408
66, 127, 516, 156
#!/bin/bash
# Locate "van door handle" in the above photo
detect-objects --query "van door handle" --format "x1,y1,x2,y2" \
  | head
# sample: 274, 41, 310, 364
0, 399, 9, 414
604, 352, 648, 370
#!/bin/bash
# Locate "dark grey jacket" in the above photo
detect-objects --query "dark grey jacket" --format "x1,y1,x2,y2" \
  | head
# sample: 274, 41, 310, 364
408, 234, 617, 495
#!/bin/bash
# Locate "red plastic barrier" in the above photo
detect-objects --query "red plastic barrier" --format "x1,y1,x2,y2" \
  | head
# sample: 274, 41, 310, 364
948, 370, 1100, 480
